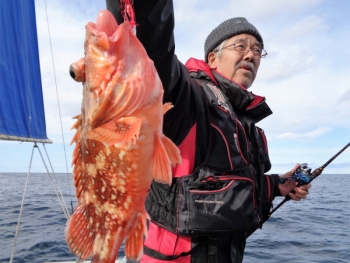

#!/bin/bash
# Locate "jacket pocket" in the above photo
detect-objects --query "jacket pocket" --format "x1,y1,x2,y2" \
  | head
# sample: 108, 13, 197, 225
181, 175, 259, 235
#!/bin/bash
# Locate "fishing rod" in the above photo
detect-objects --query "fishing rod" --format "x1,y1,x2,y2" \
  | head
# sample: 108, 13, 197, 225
268, 142, 350, 218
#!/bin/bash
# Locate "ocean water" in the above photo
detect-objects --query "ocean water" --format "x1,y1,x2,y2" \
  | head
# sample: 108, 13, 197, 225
0, 173, 349, 263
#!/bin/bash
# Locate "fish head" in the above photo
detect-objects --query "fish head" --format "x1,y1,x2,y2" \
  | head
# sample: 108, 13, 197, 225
69, 10, 121, 128
70, 10, 163, 130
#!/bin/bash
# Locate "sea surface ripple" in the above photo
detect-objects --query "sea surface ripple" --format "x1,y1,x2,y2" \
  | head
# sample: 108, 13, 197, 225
0, 173, 349, 263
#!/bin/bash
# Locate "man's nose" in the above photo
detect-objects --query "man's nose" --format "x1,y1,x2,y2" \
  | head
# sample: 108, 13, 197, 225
243, 48, 255, 61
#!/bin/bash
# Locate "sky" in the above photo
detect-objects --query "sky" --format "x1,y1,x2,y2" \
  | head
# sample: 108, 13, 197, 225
1, 0, 350, 175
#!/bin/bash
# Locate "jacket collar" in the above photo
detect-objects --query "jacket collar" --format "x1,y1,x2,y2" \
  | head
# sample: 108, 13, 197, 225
185, 58, 272, 123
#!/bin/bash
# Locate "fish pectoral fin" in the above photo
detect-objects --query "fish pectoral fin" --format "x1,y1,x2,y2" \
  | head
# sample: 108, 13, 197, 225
152, 134, 180, 185
86, 117, 143, 146
124, 212, 148, 260
161, 135, 182, 166
65, 204, 93, 259
163, 102, 174, 115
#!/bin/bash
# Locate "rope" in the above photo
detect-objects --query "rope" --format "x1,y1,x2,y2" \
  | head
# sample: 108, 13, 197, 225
42, 143, 71, 220
9, 142, 73, 262
10, 144, 36, 263
120, 0, 135, 24
36, 144, 70, 220
120, 0, 137, 34
43, 0, 74, 214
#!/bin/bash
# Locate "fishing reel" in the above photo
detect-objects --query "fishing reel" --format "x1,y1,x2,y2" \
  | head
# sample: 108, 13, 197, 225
267, 142, 350, 219
279, 163, 315, 186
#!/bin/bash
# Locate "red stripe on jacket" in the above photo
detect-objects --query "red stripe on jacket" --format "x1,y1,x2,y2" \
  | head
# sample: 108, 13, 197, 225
141, 124, 197, 263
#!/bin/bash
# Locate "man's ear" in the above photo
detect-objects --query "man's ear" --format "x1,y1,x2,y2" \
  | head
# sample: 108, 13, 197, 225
207, 52, 217, 69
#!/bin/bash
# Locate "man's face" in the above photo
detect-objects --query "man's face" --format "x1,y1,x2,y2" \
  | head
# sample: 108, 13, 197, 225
208, 34, 261, 89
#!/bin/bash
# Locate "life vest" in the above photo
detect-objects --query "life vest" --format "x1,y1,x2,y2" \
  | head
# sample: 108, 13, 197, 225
145, 79, 273, 237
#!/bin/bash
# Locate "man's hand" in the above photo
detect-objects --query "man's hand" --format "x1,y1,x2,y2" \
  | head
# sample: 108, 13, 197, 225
278, 163, 312, 201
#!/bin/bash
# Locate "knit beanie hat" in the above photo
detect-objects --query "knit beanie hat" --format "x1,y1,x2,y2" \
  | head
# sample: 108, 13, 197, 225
204, 17, 263, 62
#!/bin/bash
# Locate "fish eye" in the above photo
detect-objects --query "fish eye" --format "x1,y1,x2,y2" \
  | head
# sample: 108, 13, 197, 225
69, 66, 77, 80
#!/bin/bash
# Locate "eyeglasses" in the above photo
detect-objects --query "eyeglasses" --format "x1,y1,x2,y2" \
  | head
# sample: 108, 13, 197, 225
221, 42, 268, 58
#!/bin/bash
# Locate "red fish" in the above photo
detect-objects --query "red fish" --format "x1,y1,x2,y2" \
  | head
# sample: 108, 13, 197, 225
66, 10, 181, 262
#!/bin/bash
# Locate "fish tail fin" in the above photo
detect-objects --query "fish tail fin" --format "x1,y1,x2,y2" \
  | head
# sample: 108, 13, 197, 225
65, 204, 93, 259
124, 211, 148, 260
91, 235, 123, 263
91, 222, 125, 263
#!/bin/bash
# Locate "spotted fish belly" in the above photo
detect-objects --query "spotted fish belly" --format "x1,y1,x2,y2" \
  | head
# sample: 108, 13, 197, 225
66, 137, 151, 262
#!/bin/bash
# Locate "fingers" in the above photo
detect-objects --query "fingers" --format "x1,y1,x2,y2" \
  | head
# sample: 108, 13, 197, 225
292, 163, 301, 172
288, 192, 300, 201
300, 183, 312, 191
289, 183, 311, 201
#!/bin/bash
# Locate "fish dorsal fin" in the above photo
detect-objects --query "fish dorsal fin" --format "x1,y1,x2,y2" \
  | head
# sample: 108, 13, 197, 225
86, 116, 143, 146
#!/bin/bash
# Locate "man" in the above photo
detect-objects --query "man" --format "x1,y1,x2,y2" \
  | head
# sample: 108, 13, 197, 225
106, 1, 311, 262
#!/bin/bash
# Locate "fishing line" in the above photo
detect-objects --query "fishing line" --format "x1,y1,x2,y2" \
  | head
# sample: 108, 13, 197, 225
43, 0, 74, 215
310, 130, 350, 165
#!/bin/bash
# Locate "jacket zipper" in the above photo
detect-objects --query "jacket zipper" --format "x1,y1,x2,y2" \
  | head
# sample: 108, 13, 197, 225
211, 123, 233, 169
257, 128, 268, 154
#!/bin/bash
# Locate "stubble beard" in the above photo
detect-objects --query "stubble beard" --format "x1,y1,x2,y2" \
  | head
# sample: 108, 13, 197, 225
235, 61, 257, 88
241, 72, 255, 88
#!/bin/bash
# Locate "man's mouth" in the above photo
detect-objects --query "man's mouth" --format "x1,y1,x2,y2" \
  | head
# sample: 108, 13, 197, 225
235, 61, 256, 77
239, 66, 252, 72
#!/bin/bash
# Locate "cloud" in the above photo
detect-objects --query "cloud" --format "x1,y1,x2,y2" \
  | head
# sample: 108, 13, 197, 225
277, 127, 332, 139
278, 15, 329, 43
173, 0, 324, 62
256, 14, 330, 83
215, 0, 323, 22
257, 52, 314, 83
337, 89, 350, 103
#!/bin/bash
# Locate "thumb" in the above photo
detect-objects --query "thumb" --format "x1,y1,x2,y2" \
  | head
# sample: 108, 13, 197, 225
280, 163, 300, 178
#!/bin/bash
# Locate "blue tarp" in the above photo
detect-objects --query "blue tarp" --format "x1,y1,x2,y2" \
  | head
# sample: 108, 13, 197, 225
0, 0, 49, 141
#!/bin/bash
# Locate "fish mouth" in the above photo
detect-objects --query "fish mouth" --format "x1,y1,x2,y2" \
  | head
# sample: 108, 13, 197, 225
93, 10, 119, 37
84, 10, 119, 52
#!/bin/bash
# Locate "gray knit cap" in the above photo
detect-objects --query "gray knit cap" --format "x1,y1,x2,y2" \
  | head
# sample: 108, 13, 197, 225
204, 17, 263, 62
